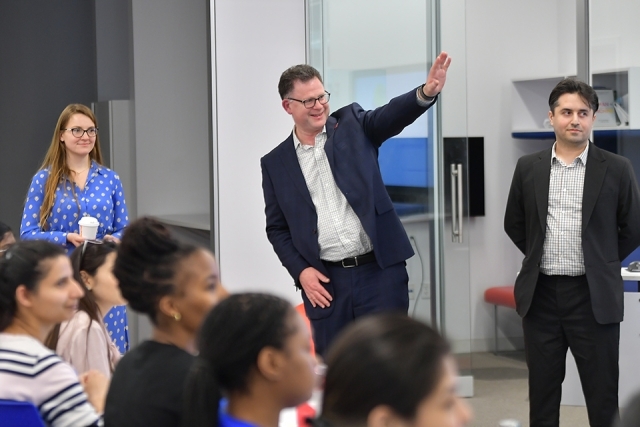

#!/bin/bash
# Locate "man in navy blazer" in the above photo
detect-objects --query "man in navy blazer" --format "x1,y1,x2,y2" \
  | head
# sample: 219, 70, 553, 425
261, 52, 451, 355
505, 79, 640, 427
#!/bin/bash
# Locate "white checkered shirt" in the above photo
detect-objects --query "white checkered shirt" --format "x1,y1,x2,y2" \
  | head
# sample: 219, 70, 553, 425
540, 143, 589, 276
294, 127, 373, 261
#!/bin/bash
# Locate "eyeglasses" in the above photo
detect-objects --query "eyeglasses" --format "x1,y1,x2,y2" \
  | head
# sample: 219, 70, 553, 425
287, 92, 330, 109
64, 127, 99, 138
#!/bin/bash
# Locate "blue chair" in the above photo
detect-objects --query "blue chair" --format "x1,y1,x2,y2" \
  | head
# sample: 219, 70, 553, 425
0, 399, 45, 427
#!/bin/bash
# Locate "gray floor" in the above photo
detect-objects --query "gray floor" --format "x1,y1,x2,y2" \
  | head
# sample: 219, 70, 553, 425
464, 351, 590, 427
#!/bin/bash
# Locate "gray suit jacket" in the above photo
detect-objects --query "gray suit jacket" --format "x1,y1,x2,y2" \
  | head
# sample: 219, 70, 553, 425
504, 143, 640, 324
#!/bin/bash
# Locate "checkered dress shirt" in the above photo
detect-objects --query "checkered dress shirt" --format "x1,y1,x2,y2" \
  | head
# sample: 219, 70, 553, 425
294, 128, 373, 262
540, 143, 589, 276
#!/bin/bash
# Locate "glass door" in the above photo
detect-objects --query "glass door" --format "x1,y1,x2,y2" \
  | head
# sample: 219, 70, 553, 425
307, 0, 473, 394
587, 0, 640, 408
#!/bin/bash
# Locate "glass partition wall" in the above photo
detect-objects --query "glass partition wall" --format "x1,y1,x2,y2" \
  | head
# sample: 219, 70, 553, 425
589, 0, 640, 160
306, 0, 474, 395
588, 0, 640, 408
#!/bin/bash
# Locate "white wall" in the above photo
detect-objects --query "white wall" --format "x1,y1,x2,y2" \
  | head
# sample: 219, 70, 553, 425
212, 0, 306, 304
326, 0, 428, 71
131, 0, 210, 218
590, 1, 640, 70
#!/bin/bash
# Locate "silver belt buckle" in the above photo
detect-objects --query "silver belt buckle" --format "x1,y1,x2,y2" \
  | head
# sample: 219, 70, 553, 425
342, 256, 357, 268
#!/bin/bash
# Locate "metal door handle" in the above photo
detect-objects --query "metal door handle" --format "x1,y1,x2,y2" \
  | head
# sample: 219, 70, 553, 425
450, 163, 463, 243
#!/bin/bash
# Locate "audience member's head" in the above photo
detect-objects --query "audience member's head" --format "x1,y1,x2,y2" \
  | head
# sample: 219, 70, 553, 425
71, 240, 123, 317
114, 217, 227, 351
182, 293, 316, 427
0, 240, 83, 338
0, 221, 16, 257
45, 240, 123, 354
318, 313, 472, 427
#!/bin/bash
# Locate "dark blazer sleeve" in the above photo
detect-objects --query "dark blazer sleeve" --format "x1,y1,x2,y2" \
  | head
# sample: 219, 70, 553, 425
504, 157, 527, 255
261, 156, 311, 286
353, 89, 435, 147
616, 158, 640, 260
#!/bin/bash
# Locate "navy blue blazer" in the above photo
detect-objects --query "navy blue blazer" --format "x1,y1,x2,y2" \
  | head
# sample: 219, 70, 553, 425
504, 143, 640, 324
261, 88, 435, 287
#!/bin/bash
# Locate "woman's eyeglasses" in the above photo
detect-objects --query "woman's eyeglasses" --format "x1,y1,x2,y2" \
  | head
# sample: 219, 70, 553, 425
64, 127, 99, 138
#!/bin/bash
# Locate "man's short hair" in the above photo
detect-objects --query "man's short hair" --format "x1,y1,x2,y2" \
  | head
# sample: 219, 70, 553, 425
548, 78, 599, 114
278, 65, 323, 99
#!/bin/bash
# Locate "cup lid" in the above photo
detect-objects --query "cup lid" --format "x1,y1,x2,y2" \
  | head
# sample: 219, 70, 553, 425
78, 216, 99, 226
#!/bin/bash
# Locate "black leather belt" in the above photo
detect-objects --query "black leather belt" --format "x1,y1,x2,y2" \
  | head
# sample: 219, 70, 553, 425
323, 252, 376, 268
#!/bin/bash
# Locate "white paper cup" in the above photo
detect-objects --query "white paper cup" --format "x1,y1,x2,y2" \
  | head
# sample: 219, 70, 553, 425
78, 216, 99, 240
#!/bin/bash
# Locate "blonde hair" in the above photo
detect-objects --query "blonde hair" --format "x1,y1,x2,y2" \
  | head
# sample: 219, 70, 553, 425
39, 104, 104, 229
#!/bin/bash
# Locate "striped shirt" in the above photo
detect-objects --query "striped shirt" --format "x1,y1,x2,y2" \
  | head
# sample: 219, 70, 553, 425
0, 333, 102, 427
294, 128, 373, 261
540, 143, 588, 276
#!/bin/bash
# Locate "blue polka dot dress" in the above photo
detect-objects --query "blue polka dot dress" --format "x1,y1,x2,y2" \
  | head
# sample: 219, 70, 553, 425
19, 161, 129, 253
104, 305, 130, 354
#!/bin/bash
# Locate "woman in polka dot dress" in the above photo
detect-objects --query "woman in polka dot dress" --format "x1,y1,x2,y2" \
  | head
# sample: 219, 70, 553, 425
20, 103, 130, 354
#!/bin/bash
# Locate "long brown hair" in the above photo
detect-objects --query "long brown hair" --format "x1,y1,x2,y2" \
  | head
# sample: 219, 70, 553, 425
39, 104, 104, 229
45, 241, 119, 372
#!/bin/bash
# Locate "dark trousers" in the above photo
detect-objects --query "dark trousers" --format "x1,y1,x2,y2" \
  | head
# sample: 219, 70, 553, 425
522, 273, 620, 427
301, 261, 409, 356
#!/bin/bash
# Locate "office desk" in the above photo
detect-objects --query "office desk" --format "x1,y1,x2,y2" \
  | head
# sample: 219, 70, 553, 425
561, 270, 640, 407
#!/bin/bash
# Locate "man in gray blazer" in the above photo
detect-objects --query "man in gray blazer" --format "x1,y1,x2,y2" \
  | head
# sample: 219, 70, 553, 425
504, 78, 640, 427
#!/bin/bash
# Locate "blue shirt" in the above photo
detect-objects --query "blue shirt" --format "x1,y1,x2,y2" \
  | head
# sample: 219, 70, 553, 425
20, 161, 129, 252
104, 306, 130, 354
219, 400, 259, 427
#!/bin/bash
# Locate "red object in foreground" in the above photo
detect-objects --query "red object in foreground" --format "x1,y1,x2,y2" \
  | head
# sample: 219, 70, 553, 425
296, 402, 316, 427
295, 303, 316, 357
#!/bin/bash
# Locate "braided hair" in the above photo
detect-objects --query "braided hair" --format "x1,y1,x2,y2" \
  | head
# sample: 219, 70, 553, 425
113, 217, 198, 324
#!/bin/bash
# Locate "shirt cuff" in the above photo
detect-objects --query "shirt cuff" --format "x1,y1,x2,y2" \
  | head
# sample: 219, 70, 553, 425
416, 85, 437, 107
